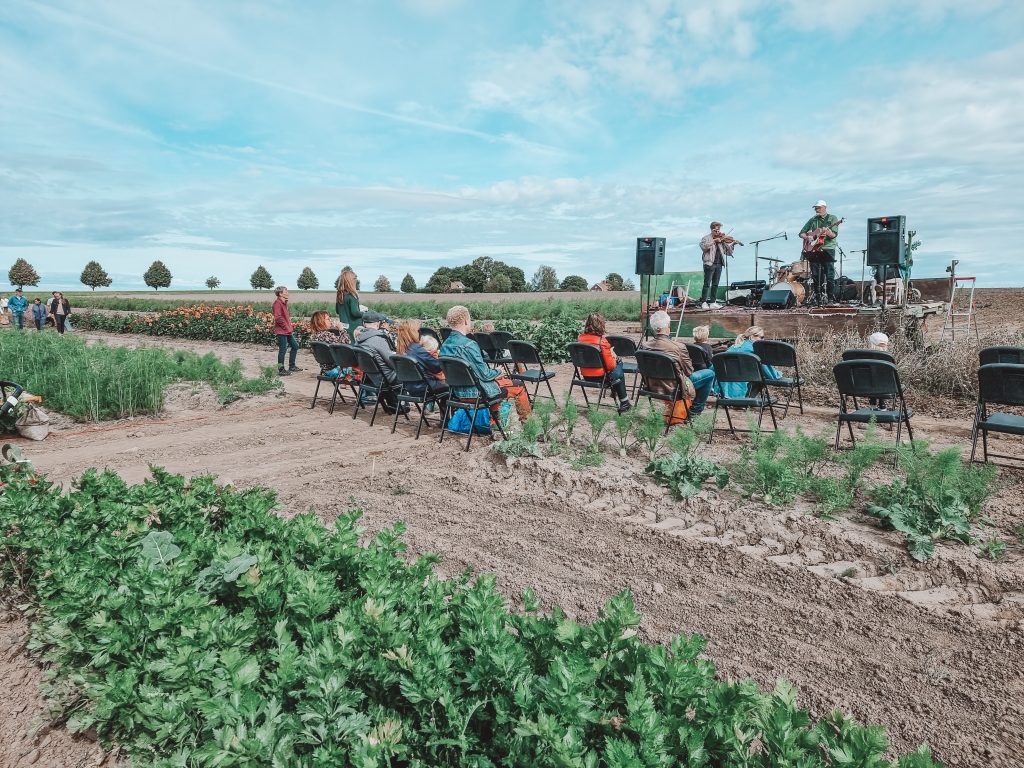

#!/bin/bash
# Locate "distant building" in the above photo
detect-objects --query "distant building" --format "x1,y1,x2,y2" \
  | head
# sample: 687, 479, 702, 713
447, 280, 467, 293
590, 280, 611, 292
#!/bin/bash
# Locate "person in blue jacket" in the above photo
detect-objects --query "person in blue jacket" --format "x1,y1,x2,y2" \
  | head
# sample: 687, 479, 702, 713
30, 298, 47, 331
719, 325, 782, 398
7, 289, 28, 330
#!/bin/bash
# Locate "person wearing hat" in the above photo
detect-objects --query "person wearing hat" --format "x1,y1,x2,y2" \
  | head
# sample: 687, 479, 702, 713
7, 288, 28, 330
799, 200, 842, 305
698, 221, 737, 309
354, 310, 404, 412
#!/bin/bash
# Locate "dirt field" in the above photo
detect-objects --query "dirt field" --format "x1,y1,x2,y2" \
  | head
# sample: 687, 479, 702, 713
2, 291, 1024, 767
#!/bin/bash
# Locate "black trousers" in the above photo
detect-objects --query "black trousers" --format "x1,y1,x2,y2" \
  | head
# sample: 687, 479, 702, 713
809, 252, 836, 302
700, 264, 723, 303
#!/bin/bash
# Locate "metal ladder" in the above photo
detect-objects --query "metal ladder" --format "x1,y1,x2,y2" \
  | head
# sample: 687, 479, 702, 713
940, 276, 979, 342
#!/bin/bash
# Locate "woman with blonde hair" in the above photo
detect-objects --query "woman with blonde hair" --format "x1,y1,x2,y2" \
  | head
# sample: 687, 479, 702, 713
720, 325, 781, 397
336, 269, 364, 338
396, 319, 448, 397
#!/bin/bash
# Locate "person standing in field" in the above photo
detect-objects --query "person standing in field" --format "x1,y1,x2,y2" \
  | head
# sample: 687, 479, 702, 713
49, 292, 71, 334
336, 269, 364, 339
273, 286, 302, 376
7, 289, 28, 330
31, 298, 47, 331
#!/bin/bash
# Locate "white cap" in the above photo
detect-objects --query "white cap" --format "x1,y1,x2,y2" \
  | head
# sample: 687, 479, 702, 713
813, 199, 827, 208
868, 332, 889, 348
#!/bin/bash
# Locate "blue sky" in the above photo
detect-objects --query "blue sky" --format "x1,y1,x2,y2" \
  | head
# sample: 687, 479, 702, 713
2, 0, 1022, 291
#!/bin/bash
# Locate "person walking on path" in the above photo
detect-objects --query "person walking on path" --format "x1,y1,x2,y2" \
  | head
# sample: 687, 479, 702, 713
273, 286, 302, 376
31, 298, 47, 331
7, 289, 28, 330
48, 292, 71, 334
335, 269, 364, 339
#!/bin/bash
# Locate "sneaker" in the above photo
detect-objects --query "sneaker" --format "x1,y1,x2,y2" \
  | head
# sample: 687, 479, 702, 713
700, 302, 710, 309
709, 302, 722, 309
617, 399, 633, 414
278, 368, 290, 377
288, 366, 304, 372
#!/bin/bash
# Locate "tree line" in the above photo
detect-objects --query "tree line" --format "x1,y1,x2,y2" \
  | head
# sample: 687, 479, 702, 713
6, 257, 636, 293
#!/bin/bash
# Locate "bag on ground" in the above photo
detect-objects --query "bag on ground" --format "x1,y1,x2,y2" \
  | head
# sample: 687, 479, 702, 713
16, 404, 50, 441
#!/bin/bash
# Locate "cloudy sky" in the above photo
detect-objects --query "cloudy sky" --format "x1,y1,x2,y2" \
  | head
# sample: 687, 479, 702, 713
2, 0, 1022, 291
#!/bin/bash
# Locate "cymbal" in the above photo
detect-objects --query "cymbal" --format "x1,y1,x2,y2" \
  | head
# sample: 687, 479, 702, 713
756, 256, 783, 262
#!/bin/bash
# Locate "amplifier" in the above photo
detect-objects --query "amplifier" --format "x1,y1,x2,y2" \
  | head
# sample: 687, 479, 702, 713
729, 280, 767, 292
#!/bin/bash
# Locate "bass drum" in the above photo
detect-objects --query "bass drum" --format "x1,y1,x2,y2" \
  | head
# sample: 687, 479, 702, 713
769, 280, 806, 306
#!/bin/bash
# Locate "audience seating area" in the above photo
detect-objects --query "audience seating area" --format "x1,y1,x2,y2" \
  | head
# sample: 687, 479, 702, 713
309, 329, 1024, 467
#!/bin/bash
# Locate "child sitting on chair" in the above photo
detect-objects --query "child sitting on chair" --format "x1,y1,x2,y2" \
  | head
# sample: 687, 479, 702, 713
420, 335, 445, 380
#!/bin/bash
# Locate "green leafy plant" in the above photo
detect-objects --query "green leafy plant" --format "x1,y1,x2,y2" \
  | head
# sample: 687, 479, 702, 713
646, 416, 728, 500
634, 402, 666, 461
731, 426, 825, 506
0, 463, 942, 768
976, 535, 1006, 562
868, 441, 997, 561
561, 392, 579, 446
613, 410, 634, 457
585, 404, 614, 452
492, 413, 544, 458
533, 397, 559, 446
1013, 524, 1024, 543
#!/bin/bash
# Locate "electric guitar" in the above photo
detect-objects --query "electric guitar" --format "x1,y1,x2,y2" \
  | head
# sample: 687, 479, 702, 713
802, 217, 843, 254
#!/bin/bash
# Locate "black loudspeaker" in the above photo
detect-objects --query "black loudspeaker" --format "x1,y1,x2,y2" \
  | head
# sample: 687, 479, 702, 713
635, 237, 666, 275
759, 289, 795, 310
866, 216, 906, 267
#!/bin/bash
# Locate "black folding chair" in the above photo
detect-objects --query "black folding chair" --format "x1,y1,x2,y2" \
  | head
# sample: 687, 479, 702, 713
471, 333, 512, 374
419, 326, 441, 344
833, 360, 913, 460
491, 331, 515, 357
567, 342, 615, 408
507, 340, 556, 404
607, 335, 640, 397
329, 344, 362, 407
979, 346, 1024, 366
440, 327, 453, 342
841, 349, 895, 363
0, 381, 24, 418
634, 349, 686, 435
710, 351, 778, 441
437, 356, 508, 451
970, 363, 1024, 465
353, 347, 401, 427
753, 340, 804, 417
309, 342, 346, 412
389, 354, 447, 439
685, 343, 712, 372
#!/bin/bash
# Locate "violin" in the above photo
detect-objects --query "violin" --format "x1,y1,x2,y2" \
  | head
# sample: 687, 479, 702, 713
713, 233, 744, 247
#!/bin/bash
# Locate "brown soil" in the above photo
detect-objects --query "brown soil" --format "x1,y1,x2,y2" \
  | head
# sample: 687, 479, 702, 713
2, 294, 1024, 767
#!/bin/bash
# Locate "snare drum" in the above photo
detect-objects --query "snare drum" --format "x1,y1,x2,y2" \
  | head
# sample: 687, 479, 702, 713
790, 259, 812, 278
769, 280, 806, 306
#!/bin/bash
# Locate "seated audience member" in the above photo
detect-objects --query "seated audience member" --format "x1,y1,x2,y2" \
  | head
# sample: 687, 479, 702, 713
689, 325, 715, 372
867, 331, 892, 409
309, 310, 353, 379
439, 305, 531, 420
719, 325, 782, 398
577, 313, 632, 414
640, 311, 716, 421
396, 320, 449, 398
355, 310, 403, 412
419, 334, 444, 376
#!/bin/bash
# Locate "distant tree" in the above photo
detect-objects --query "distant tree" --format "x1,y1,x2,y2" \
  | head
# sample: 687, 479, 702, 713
560, 274, 588, 292
143, 260, 172, 290
297, 267, 319, 290
400, 273, 417, 293
425, 267, 454, 294
530, 265, 559, 292
484, 274, 512, 293
7, 259, 40, 289
623, 278, 636, 291
250, 265, 274, 290
79, 260, 112, 291
604, 272, 626, 291
374, 275, 393, 293
206, 276, 221, 290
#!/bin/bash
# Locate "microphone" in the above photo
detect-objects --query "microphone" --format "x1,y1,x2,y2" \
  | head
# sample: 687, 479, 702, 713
783, 231, 788, 241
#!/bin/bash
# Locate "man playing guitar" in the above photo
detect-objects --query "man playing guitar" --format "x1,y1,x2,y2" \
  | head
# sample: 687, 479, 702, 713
799, 200, 842, 305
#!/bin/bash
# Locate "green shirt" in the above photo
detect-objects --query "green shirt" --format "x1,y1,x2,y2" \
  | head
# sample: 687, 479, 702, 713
800, 213, 841, 252
335, 292, 363, 338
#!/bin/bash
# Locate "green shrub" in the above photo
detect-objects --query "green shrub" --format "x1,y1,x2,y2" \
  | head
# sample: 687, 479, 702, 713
646, 416, 728, 500
0, 464, 941, 767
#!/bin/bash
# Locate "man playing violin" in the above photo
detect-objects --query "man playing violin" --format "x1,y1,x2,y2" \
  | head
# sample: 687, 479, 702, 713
698, 221, 742, 309
799, 200, 841, 305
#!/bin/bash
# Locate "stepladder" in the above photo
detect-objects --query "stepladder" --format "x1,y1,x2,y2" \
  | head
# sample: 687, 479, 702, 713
941, 276, 979, 342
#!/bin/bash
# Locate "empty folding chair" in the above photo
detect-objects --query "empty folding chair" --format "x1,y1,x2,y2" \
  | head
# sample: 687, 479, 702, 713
710, 351, 778, 441
353, 347, 401, 427
309, 342, 345, 412
970, 363, 1024, 465
832, 359, 913, 459
634, 349, 687, 435
437, 356, 508, 451
979, 346, 1024, 366
329, 344, 362, 406
753, 339, 804, 417
474, 332, 512, 373
389, 354, 446, 439
841, 349, 895, 364
566, 342, 615, 408
507, 340, 556, 404
607, 335, 640, 397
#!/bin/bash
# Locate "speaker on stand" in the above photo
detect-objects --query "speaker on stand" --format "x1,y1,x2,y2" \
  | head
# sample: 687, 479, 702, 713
866, 216, 907, 310
636, 237, 666, 337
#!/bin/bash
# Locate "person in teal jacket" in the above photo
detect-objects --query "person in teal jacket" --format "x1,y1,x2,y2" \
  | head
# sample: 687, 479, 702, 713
7, 289, 28, 330
719, 325, 781, 398
335, 269, 364, 338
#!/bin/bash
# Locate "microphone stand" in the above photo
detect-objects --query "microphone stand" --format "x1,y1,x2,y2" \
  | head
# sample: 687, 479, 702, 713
749, 232, 788, 285
851, 249, 867, 304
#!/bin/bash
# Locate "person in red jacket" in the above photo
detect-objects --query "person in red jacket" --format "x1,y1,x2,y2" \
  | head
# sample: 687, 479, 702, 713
273, 286, 302, 376
577, 313, 632, 413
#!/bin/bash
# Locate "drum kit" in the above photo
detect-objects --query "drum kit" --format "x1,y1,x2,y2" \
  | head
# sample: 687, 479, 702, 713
755, 256, 814, 306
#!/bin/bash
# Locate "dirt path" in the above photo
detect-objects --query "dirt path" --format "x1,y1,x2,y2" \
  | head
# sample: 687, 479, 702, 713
3, 329, 1024, 766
